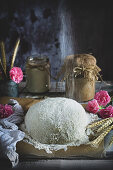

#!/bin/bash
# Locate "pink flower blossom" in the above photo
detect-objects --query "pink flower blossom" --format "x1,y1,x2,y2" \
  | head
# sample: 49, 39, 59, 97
94, 90, 111, 107
86, 99, 100, 114
9, 67, 23, 84
0, 104, 14, 118
0, 104, 4, 116
98, 105, 113, 119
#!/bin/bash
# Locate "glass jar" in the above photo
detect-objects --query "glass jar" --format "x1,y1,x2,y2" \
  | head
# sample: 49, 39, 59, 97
65, 74, 95, 102
62, 54, 100, 102
26, 56, 50, 93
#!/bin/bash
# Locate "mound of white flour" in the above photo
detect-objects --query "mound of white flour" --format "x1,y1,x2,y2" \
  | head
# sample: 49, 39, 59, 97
23, 97, 92, 147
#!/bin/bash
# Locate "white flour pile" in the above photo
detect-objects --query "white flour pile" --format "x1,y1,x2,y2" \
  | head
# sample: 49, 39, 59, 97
21, 97, 98, 153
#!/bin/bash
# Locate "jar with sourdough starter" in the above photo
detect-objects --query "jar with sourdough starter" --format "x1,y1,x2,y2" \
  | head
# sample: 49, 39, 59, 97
65, 54, 101, 102
56, 54, 101, 102
26, 56, 50, 93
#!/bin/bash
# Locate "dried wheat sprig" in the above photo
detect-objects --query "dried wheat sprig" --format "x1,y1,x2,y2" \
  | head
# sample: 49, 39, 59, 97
97, 117, 113, 133
0, 58, 3, 69
11, 38, 20, 69
86, 117, 111, 129
0, 41, 7, 75
0, 58, 6, 78
88, 124, 113, 147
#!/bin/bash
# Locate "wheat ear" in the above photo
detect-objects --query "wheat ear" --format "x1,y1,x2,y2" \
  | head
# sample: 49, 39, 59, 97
0, 41, 7, 75
87, 117, 111, 129
88, 124, 113, 147
0, 58, 7, 78
97, 117, 113, 133
11, 38, 20, 69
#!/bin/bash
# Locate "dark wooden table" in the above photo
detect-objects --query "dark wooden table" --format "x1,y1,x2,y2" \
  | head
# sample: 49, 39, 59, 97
1, 157, 113, 170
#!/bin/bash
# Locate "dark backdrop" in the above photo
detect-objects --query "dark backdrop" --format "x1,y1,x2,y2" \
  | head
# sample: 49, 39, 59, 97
0, 0, 113, 80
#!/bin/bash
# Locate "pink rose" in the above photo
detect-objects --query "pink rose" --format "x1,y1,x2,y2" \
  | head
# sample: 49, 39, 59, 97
0, 104, 14, 118
94, 90, 111, 107
4, 104, 14, 117
98, 105, 113, 119
0, 104, 4, 116
9, 67, 23, 84
86, 99, 99, 113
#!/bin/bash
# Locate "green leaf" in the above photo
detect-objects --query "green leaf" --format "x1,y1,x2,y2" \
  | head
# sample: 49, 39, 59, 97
99, 106, 104, 110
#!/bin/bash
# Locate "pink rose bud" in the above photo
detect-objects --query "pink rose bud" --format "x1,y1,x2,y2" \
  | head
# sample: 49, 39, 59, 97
9, 67, 23, 84
86, 99, 99, 114
94, 90, 111, 107
98, 105, 113, 119
0, 104, 14, 118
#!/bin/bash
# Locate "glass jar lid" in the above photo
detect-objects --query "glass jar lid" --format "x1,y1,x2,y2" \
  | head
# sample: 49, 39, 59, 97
26, 56, 49, 67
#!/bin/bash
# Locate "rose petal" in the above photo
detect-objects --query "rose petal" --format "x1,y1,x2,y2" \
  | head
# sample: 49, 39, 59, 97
9, 67, 23, 84
98, 105, 113, 118
86, 99, 99, 114
94, 90, 111, 107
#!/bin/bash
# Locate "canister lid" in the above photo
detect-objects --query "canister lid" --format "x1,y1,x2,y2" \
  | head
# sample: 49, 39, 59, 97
26, 56, 49, 67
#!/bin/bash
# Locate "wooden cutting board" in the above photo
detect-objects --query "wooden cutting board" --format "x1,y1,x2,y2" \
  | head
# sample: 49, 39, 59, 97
0, 96, 41, 112
0, 97, 105, 158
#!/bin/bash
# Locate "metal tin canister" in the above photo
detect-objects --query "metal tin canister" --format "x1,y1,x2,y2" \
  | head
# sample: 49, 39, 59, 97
26, 57, 50, 93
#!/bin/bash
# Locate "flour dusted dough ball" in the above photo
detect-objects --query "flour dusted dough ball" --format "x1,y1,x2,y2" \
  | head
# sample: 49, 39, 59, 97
25, 97, 89, 145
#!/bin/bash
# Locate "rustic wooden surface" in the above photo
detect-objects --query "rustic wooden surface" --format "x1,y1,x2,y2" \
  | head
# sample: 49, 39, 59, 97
0, 97, 41, 112
0, 81, 113, 170
0, 96, 112, 170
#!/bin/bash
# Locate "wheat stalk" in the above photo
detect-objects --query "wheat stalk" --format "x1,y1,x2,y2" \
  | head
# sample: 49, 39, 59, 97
97, 117, 113, 133
0, 58, 3, 69
0, 41, 7, 75
86, 117, 111, 129
0, 58, 6, 78
88, 124, 113, 147
11, 38, 20, 69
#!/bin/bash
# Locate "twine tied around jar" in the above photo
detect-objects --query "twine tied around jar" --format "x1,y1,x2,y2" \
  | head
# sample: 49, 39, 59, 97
25, 57, 51, 93
73, 65, 102, 82
56, 54, 102, 82
55, 54, 102, 102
